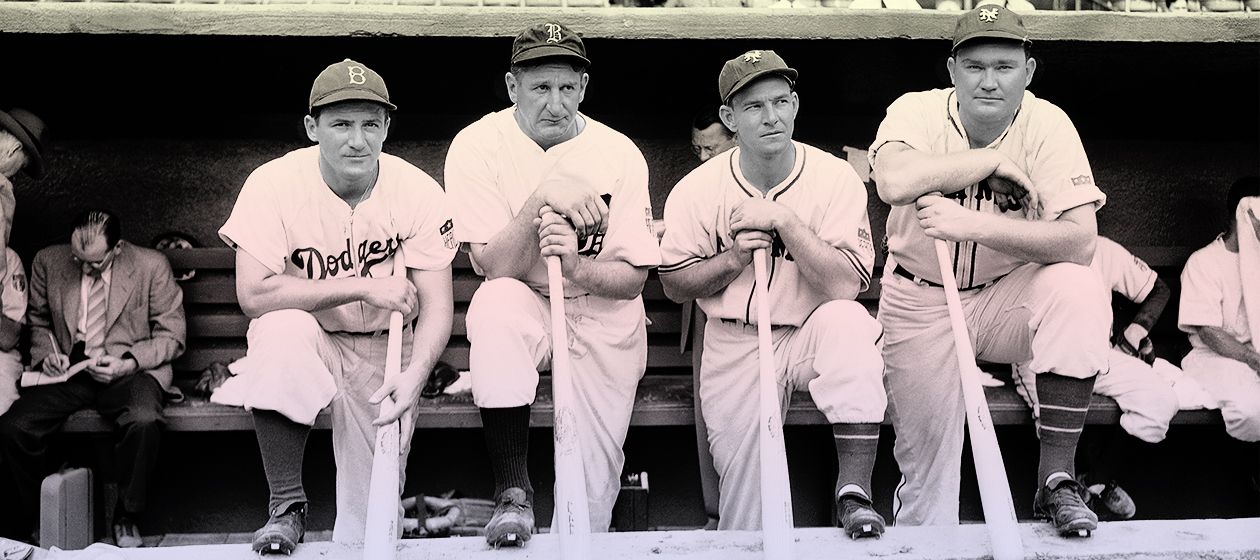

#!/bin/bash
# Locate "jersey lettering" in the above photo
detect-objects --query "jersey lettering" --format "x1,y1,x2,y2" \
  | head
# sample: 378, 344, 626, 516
291, 236, 400, 280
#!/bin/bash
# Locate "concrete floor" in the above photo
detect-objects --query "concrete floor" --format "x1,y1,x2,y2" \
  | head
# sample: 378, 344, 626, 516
27, 518, 1260, 560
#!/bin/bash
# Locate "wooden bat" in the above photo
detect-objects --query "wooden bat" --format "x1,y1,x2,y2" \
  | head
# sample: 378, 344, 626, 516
932, 238, 1024, 560
363, 255, 408, 560
753, 248, 793, 560
547, 255, 592, 560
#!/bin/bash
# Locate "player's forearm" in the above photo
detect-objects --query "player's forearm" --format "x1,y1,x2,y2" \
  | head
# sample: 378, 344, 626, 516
1197, 326, 1260, 370
660, 251, 745, 303
567, 259, 648, 300
1131, 277, 1171, 332
970, 205, 1096, 265
776, 220, 862, 300
875, 147, 997, 206
405, 301, 454, 393
238, 274, 376, 318
476, 197, 547, 281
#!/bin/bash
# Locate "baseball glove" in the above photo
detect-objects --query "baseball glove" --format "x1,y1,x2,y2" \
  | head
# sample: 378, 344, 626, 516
401, 492, 496, 538
1111, 332, 1156, 365
193, 361, 232, 397
421, 361, 461, 399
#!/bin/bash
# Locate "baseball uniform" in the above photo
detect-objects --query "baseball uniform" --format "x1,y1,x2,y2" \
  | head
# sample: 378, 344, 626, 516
870, 88, 1111, 526
216, 145, 457, 542
0, 249, 25, 416
1179, 199, 1260, 442
659, 142, 886, 530
445, 108, 659, 532
1014, 237, 1179, 443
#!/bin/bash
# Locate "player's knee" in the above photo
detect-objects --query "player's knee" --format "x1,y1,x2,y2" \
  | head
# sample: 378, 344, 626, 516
810, 300, 881, 343
123, 407, 165, 432
1223, 398, 1260, 442
467, 278, 536, 333
251, 309, 323, 342
1037, 263, 1107, 307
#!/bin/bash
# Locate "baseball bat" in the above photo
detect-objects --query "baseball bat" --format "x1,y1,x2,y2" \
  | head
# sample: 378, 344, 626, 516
547, 256, 592, 560
363, 255, 408, 560
932, 238, 1024, 560
753, 248, 793, 560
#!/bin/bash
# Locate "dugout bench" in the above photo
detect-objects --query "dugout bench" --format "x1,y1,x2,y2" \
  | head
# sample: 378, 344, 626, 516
59, 245, 1221, 433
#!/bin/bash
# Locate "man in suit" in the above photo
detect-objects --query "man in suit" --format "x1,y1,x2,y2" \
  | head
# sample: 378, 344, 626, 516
0, 210, 185, 547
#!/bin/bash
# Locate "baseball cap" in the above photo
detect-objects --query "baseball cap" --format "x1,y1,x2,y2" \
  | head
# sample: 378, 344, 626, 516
952, 5, 1031, 52
0, 108, 47, 179
718, 50, 799, 105
308, 59, 397, 113
511, 22, 590, 67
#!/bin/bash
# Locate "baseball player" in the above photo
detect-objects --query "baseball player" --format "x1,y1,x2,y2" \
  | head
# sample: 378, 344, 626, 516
686, 103, 737, 531
691, 105, 738, 163
660, 50, 887, 538
444, 22, 660, 546
1013, 235, 1181, 520
1179, 177, 1260, 442
0, 248, 24, 416
869, 6, 1111, 536
0, 109, 45, 414
213, 59, 456, 554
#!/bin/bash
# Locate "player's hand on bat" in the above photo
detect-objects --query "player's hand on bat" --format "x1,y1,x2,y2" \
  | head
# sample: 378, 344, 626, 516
537, 182, 609, 240
730, 229, 774, 267
364, 275, 418, 317
986, 153, 1041, 217
41, 353, 70, 376
729, 199, 794, 234
916, 195, 981, 242
370, 367, 425, 425
87, 355, 138, 383
536, 206, 581, 273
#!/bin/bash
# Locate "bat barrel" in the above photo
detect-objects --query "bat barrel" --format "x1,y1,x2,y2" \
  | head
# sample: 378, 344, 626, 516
932, 239, 1024, 560
363, 255, 410, 560
753, 249, 793, 560
547, 256, 592, 560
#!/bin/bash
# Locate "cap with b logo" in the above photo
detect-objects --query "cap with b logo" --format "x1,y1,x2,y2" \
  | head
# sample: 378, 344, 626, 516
718, 50, 799, 104
309, 58, 397, 112
952, 5, 1031, 52
511, 22, 590, 67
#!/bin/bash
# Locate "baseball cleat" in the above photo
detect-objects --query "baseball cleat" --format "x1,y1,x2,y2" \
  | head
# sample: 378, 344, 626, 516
1092, 482, 1137, 521
251, 502, 307, 555
485, 487, 534, 548
1033, 479, 1098, 537
836, 493, 885, 540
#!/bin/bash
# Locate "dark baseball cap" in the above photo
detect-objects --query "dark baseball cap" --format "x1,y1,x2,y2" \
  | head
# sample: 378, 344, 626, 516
952, 5, 1031, 52
511, 22, 590, 67
0, 108, 47, 179
308, 59, 397, 113
718, 50, 798, 105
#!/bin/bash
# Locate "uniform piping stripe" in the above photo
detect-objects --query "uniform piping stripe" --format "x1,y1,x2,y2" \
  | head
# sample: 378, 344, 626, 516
728, 151, 762, 199
839, 248, 871, 285
660, 256, 707, 274
770, 147, 807, 202
833, 434, 880, 439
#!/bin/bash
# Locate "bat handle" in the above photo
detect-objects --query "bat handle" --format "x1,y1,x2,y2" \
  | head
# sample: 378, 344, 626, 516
752, 248, 793, 560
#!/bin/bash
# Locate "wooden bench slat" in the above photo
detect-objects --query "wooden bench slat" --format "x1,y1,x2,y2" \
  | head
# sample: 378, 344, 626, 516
62, 375, 1224, 433
188, 309, 686, 338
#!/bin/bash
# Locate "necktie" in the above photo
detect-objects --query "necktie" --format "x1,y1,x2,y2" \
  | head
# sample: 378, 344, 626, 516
85, 273, 107, 357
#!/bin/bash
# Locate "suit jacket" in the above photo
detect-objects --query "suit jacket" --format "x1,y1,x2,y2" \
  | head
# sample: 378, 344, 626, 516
27, 241, 186, 390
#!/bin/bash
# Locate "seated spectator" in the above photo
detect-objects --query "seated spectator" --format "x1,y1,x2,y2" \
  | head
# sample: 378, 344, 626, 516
690, 105, 737, 163
1179, 177, 1260, 442
0, 210, 185, 547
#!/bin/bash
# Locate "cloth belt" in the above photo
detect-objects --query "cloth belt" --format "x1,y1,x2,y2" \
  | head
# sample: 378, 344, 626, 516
892, 264, 997, 292
718, 317, 789, 330
329, 316, 418, 338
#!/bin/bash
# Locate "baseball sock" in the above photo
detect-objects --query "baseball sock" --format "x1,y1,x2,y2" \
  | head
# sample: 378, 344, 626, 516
1034, 373, 1096, 488
833, 423, 880, 501
252, 409, 310, 516
481, 405, 533, 503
